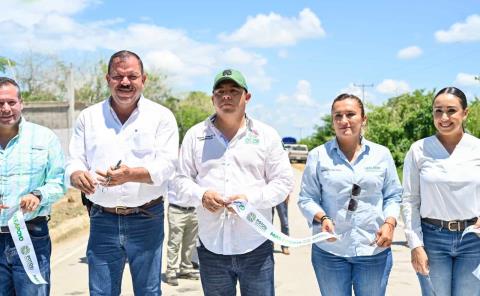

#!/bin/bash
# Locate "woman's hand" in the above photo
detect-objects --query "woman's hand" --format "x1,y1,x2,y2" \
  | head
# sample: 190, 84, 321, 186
374, 221, 395, 247
321, 218, 337, 242
411, 246, 430, 275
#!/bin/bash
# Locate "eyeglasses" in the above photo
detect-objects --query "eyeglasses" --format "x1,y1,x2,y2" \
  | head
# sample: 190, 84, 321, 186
347, 183, 361, 211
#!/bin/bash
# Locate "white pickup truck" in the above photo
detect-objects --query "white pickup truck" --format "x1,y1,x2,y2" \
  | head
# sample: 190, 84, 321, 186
284, 144, 308, 163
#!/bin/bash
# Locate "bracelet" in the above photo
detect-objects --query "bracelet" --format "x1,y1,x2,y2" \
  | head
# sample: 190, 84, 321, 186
384, 220, 396, 228
320, 215, 332, 224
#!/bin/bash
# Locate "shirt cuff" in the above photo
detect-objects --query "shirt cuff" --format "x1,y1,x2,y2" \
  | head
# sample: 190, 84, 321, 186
405, 229, 424, 249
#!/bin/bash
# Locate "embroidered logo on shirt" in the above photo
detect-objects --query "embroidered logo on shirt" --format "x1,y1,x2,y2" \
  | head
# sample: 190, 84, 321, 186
197, 135, 215, 141
365, 166, 382, 172
244, 132, 259, 145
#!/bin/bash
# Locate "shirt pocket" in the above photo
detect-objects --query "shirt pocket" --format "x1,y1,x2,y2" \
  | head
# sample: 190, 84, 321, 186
27, 145, 49, 175
131, 132, 155, 158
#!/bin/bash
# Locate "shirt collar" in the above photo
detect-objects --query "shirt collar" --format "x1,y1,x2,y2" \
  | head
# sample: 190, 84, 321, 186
329, 136, 369, 154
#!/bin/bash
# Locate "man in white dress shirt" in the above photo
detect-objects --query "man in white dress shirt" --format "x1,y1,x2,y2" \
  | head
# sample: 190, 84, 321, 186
66, 50, 179, 296
175, 69, 294, 296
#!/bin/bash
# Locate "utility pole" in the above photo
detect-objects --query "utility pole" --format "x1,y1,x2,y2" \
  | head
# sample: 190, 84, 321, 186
67, 64, 75, 138
354, 83, 374, 101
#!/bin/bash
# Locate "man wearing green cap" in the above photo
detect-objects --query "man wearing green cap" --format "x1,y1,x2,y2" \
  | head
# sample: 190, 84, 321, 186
175, 69, 294, 296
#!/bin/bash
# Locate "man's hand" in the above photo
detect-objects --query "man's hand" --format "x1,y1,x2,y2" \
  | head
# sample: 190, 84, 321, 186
202, 190, 226, 213
374, 222, 395, 247
225, 194, 248, 213
96, 164, 131, 187
411, 246, 430, 275
20, 194, 41, 212
96, 164, 152, 186
70, 170, 97, 195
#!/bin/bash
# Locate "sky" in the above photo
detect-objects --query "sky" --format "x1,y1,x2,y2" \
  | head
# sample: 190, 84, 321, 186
1, 0, 479, 139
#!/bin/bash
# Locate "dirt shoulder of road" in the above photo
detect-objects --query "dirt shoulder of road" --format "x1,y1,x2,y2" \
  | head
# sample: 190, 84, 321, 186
49, 189, 89, 244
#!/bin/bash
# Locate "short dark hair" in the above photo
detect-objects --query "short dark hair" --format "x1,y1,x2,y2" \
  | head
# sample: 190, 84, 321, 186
331, 93, 365, 117
0, 77, 21, 101
433, 87, 467, 110
107, 50, 144, 75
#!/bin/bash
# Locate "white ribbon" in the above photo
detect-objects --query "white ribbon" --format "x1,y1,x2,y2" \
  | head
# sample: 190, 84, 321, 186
461, 225, 480, 281
229, 200, 337, 247
7, 210, 47, 285
461, 225, 480, 240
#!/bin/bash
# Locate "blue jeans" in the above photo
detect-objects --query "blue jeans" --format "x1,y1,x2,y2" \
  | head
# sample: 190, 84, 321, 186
87, 201, 165, 296
273, 201, 289, 237
417, 221, 480, 296
312, 245, 392, 296
197, 240, 274, 296
0, 219, 51, 296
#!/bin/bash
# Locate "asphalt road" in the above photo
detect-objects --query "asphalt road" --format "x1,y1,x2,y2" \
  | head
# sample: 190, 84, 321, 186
51, 168, 421, 295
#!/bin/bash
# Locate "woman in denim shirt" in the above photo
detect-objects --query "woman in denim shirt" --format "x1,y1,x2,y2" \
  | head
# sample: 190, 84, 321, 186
298, 93, 402, 296
402, 87, 480, 296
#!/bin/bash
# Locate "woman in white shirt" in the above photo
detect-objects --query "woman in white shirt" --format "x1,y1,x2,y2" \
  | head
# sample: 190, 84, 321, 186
402, 86, 480, 296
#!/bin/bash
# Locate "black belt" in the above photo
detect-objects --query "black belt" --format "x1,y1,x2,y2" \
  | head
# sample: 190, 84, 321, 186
93, 196, 164, 216
0, 216, 48, 234
422, 217, 478, 231
169, 203, 196, 211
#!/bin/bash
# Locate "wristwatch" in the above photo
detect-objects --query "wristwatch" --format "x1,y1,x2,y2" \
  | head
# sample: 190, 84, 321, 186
30, 190, 42, 201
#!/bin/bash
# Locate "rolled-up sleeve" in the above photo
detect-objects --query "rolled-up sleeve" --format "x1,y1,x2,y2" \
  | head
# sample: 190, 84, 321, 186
298, 150, 326, 226
381, 150, 402, 220
401, 147, 424, 249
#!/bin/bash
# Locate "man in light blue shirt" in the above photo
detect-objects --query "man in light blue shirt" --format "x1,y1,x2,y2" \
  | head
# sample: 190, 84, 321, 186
0, 77, 66, 295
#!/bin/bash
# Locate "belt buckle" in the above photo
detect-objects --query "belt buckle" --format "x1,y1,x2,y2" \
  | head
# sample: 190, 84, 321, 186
115, 206, 129, 215
447, 221, 461, 231
0, 227, 9, 234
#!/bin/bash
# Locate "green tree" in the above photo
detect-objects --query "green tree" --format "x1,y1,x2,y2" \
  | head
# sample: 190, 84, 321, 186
161, 91, 214, 142
299, 114, 334, 150
466, 98, 480, 137
0, 57, 15, 73
301, 89, 440, 168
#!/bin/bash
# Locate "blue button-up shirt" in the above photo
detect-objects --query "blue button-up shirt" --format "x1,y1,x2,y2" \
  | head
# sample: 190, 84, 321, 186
298, 138, 402, 257
0, 118, 66, 226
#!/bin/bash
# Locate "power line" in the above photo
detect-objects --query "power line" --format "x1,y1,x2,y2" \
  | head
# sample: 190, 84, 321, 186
353, 83, 374, 101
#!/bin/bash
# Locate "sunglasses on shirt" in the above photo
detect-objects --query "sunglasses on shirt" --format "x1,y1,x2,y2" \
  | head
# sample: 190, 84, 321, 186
347, 183, 361, 211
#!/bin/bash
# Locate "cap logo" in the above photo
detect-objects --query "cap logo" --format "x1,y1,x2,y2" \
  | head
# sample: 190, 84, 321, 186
222, 69, 232, 76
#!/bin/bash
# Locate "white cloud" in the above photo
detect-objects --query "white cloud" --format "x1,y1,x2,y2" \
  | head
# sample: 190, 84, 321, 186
376, 79, 411, 95
219, 8, 325, 48
435, 14, 480, 43
0, 1, 273, 90
455, 73, 480, 86
276, 80, 316, 106
397, 46, 422, 59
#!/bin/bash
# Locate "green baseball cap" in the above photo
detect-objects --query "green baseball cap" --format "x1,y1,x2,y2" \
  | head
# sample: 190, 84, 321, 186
213, 69, 248, 91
